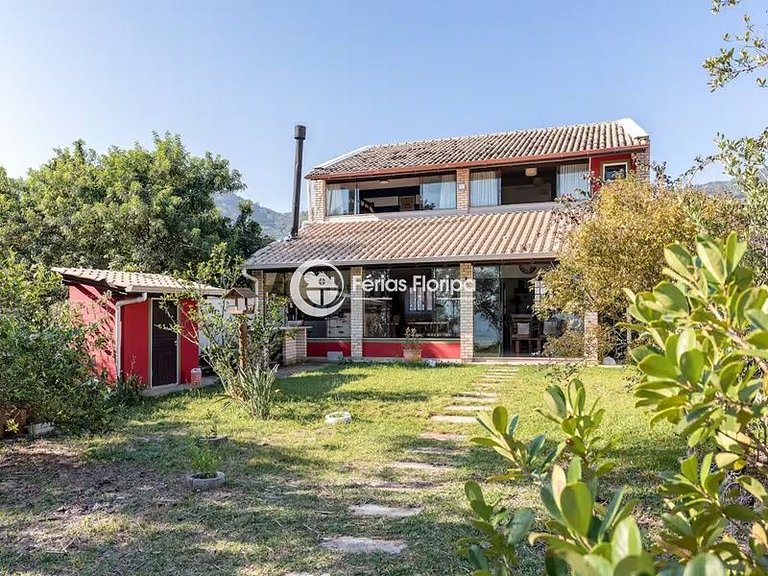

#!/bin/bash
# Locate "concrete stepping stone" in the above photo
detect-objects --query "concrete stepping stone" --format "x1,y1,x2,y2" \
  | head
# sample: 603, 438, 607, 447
321, 536, 406, 554
362, 480, 437, 492
405, 446, 462, 456
444, 405, 491, 413
349, 503, 423, 518
390, 461, 456, 472
419, 432, 467, 442
430, 414, 477, 424
458, 391, 498, 399
452, 396, 495, 404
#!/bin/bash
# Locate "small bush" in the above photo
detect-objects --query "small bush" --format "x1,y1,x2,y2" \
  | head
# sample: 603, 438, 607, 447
189, 442, 222, 479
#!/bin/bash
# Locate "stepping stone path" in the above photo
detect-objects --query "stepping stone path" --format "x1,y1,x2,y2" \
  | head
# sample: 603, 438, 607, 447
350, 504, 423, 518
318, 367, 517, 562
321, 536, 406, 555
429, 414, 477, 424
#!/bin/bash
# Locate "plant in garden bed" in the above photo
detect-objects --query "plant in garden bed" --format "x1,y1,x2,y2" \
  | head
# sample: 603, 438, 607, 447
459, 233, 768, 575
162, 274, 286, 419
403, 327, 423, 362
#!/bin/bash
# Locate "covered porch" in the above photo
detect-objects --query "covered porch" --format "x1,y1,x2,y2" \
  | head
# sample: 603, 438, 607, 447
243, 207, 598, 363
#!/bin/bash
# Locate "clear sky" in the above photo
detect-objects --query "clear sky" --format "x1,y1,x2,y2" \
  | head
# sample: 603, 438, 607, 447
1, 0, 765, 212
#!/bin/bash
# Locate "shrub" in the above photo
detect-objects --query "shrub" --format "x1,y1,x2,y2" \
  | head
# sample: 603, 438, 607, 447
0, 256, 111, 433
189, 442, 222, 479
460, 233, 768, 575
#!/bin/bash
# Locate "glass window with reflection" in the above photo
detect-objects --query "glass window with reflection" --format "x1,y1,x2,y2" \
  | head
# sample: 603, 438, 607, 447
326, 184, 356, 216
420, 174, 457, 210
362, 267, 460, 338
470, 170, 501, 206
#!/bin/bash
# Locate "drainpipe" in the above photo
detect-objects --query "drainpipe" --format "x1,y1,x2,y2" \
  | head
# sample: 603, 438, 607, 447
241, 269, 262, 315
115, 293, 148, 380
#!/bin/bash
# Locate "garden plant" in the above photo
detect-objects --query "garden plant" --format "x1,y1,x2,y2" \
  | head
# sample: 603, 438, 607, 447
461, 233, 768, 575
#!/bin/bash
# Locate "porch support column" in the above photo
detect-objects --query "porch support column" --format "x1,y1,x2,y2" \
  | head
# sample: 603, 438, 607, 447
249, 270, 265, 315
459, 262, 474, 362
350, 266, 364, 360
584, 311, 599, 364
456, 168, 470, 212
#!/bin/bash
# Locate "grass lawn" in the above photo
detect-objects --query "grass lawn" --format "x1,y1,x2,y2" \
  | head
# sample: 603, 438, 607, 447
0, 363, 683, 575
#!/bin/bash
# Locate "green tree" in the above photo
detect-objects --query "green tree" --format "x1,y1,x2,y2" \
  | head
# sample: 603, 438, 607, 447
537, 178, 744, 355
3, 134, 269, 273
702, 0, 768, 280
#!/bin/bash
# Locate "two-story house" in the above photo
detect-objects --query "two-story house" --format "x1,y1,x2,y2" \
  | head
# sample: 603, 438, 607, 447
244, 118, 650, 362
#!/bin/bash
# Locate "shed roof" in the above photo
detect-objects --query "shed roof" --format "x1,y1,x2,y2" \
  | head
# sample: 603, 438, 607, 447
306, 118, 649, 179
245, 205, 564, 270
52, 268, 224, 296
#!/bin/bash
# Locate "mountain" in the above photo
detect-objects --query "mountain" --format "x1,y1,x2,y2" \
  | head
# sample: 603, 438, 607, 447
695, 180, 743, 197
214, 191, 299, 240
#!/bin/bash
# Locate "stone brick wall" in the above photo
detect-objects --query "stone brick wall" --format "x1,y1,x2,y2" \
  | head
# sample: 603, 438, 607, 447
584, 311, 599, 363
309, 179, 327, 223
350, 266, 363, 359
456, 168, 470, 212
459, 262, 474, 361
633, 139, 651, 181
282, 327, 308, 365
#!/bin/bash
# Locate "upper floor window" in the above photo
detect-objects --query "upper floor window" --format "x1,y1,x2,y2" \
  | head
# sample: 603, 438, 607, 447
556, 163, 590, 200
470, 170, 501, 206
326, 174, 456, 216
326, 184, 356, 216
603, 162, 628, 182
420, 174, 456, 210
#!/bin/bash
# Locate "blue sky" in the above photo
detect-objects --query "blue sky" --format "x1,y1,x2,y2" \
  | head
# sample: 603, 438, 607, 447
1, 0, 765, 212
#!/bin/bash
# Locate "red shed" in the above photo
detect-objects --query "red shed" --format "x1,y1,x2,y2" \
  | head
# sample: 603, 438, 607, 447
53, 268, 223, 389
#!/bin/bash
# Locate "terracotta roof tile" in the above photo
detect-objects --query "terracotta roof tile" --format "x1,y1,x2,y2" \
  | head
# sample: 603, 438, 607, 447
307, 118, 648, 179
244, 207, 564, 269
52, 268, 224, 296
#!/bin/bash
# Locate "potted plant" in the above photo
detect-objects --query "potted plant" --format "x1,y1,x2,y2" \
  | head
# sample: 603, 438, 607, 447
402, 327, 423, 363
185, 442, 225, 491
197, 409, 228, 446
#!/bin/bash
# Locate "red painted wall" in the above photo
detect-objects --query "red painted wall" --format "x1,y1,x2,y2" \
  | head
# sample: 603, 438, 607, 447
68, 285, 117, 381
363, 340, 461, 359
179, 299, 199, 384
66, 286, 202, 387
589, 152, 636, 192
307, 340, 352, 358
121, 298, 150, 385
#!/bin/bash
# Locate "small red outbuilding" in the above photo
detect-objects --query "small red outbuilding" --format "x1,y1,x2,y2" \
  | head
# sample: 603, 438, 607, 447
53, 268, 223, 389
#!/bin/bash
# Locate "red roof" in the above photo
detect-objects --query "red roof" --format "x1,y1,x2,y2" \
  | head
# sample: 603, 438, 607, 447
306, 118, 649, 180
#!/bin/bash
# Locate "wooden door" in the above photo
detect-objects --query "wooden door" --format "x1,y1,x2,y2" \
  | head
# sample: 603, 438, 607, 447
151, 300, 178, 386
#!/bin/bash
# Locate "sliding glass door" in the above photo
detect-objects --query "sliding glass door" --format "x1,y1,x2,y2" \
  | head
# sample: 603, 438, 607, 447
473, 266, 502, 357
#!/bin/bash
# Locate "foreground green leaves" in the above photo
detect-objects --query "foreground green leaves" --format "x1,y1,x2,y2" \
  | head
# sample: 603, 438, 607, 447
462, 233, 768, 575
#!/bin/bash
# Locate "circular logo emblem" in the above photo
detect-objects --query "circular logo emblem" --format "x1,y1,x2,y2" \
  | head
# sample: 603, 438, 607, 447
289, 259, 345, 317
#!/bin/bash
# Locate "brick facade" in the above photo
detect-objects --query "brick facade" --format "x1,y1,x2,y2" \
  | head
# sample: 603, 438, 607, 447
456, 168, 470, 212
350, 266, 363, 359
282, 327, 308, 365
309, 180, 326, 223
632, 137, 651, 181
459, 262, 474, 361
584, 311, 599, 363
